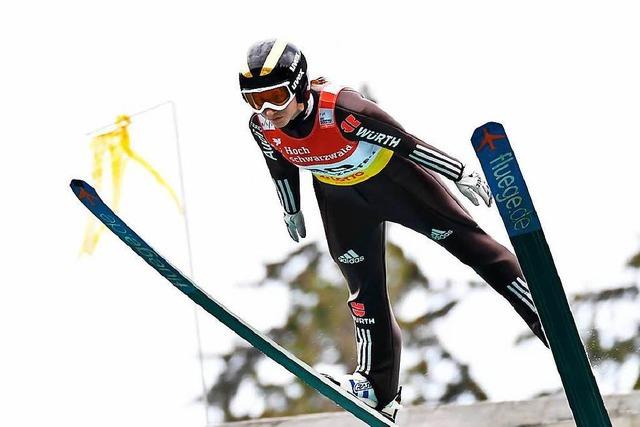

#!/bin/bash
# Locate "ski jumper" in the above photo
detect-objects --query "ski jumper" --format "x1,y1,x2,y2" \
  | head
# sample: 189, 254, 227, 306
248, 84, 546, 407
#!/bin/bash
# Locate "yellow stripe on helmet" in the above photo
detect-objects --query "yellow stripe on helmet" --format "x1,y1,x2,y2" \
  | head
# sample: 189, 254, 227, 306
260, 39, 288, 77
240, 60, 252, 77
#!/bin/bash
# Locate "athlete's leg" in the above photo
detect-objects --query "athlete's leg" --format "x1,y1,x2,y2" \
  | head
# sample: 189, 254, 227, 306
364, 157, 547, 346
313, 179, 402, 406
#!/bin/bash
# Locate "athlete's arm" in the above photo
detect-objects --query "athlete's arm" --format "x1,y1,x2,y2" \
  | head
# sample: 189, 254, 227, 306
334, 89, 465, 182
249, 115, 301, 215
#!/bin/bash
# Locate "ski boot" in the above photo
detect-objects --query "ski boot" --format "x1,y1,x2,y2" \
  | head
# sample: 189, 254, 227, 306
324, 372, 402, 423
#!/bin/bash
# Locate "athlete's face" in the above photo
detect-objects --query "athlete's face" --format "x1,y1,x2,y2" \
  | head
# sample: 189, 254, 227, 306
262, 100, 304, 128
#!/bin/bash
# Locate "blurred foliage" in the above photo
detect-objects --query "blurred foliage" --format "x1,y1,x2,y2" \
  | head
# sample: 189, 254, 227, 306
573, 246, 640, 392
628, 249, 640, 269
206, 242, 486, 421
206, 244, 640, 421
517, 247, 640, 395
575, 283, 640, 392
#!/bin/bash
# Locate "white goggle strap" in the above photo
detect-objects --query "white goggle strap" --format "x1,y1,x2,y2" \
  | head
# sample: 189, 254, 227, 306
241, 81, 290, 94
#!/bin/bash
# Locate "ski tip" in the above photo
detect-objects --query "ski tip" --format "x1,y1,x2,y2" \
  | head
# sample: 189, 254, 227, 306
480, 121, 503, 128
70, 179, 100, 205
472, 121, 504, 134
470, 122, 510, 153
70, 179, 96, 192
70, 179, 86, 189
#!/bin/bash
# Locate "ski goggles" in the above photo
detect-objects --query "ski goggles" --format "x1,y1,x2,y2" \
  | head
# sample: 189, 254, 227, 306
241, 82, 295, 114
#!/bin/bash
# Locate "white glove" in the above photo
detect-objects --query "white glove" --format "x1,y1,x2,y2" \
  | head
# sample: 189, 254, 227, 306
455, 165, 492, 207
283, 211, 306, 242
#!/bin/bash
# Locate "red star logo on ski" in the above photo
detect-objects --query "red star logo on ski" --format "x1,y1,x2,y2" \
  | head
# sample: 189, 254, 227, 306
349, 301, 366, 317
78, 187, 96, 205
475, 128, 506, 152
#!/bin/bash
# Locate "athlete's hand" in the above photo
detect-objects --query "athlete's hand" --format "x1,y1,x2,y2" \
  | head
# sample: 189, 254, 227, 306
455, 165, 492, 207
284, 211, 306, 242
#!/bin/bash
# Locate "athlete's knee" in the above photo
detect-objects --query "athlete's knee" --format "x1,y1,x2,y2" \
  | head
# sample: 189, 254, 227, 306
332, 251, 386, 293
451, 231, 516, 268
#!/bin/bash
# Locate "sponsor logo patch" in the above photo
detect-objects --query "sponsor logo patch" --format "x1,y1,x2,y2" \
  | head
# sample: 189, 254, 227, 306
250, 122, 277, 160
340, 114, 401, 147
340, 114, 361, 133
339, 249, 365, 264
430, 228, 453, 241
349, 301, 366, 317
352, 380, 372, 393
319, 108, 335, 128
290, 145, 354, 165
354, 126, 401, 148
288, 51, 301, 72
318, 171, 365, 183
291, 69, 305, 90
284, 146, 310, 155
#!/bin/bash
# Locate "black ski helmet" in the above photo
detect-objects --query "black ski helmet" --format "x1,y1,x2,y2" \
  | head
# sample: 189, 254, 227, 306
239, 39, 309, 103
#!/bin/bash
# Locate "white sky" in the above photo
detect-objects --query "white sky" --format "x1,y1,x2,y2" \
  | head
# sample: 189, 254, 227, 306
1, 1, 639, 426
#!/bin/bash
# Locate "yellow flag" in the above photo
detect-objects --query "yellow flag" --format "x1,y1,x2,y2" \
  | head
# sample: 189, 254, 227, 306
81, 114, 182, 255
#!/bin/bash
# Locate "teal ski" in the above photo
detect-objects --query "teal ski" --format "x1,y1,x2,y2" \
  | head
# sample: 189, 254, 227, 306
70, 179, 394, 427
471, 122, 611, 427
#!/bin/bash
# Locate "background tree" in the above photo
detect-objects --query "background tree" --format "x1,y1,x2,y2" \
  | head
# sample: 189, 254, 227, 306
575, 247, 640, 391
206, 241, 486, 421
518, 247, 640, 396
206, 243, 640, 421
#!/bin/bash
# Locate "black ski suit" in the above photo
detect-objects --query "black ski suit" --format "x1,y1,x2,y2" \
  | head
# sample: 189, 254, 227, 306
248, 85, 547, 407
